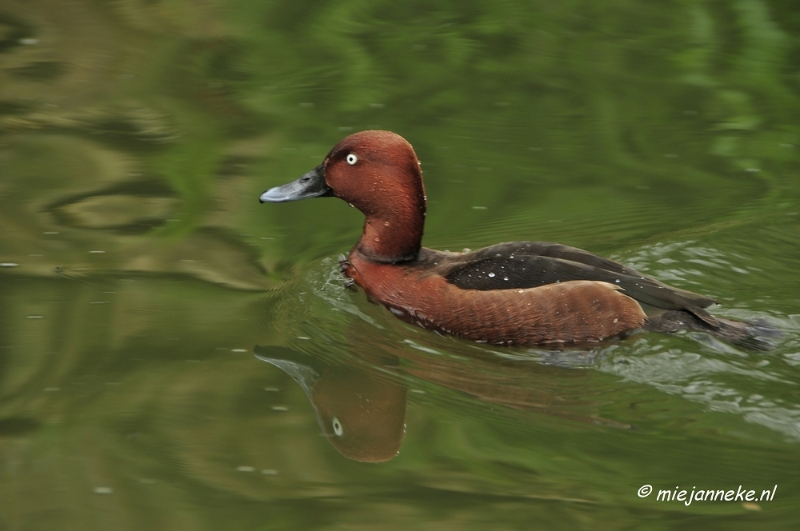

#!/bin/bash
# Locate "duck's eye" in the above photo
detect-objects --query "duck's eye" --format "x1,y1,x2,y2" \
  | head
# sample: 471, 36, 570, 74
331, 416, 344, 437
346, 153, 358, 165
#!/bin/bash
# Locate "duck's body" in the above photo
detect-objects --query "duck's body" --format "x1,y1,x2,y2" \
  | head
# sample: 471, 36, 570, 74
344, 246, 648, 345
261, 130, 769, 348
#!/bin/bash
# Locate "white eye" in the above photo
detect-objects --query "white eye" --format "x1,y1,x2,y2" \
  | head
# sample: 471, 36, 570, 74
331, 416, 344, 437
346, 153, 358, 165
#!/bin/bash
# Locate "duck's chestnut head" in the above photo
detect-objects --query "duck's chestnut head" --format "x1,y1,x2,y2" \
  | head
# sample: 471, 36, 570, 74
261, 130, 427, 262
261, 131, 423, 209
319, 130, 424, 215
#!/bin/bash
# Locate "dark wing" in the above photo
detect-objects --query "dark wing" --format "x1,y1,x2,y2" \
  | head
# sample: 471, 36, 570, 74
443, 242, 719, 326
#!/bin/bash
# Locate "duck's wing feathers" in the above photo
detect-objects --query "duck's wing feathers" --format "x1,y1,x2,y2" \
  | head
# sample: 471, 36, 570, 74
441, 242, 719, 326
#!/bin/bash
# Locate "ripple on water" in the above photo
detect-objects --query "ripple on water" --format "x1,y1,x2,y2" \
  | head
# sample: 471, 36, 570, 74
599, 337, 800, 441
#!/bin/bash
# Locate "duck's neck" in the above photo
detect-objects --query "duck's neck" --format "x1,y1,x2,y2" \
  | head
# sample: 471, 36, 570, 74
353, 195, 425, 264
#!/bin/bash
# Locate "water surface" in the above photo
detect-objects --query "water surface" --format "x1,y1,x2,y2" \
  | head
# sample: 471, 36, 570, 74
1, 1, 799, 529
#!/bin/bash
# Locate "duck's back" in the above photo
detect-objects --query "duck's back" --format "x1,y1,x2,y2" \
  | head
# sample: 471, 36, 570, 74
438, 242, 717, 320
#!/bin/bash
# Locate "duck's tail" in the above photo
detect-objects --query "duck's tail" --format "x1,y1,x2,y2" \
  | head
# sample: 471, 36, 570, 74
645, 310, 781, 351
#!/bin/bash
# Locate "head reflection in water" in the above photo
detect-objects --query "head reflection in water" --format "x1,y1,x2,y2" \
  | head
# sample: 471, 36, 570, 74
255, 347, 407, 463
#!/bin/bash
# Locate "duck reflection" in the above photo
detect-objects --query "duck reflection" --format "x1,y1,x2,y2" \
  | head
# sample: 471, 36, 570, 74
255, 346, 407, 463
256, 341, 628, 463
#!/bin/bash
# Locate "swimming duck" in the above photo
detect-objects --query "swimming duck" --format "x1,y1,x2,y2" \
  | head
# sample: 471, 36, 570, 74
260, 130, 769, 348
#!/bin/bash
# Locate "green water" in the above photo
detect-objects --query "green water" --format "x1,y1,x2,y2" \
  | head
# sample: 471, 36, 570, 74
1, 1, 799, 529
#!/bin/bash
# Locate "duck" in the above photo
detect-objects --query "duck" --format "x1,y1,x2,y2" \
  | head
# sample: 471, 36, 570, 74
260, 130, 772, 349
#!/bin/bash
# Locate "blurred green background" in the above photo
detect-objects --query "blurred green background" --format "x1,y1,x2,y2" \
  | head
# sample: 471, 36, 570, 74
1, 0, 799, 529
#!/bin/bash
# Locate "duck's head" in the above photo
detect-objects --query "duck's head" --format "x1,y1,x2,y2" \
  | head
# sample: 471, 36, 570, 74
260, 130, 426, 262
